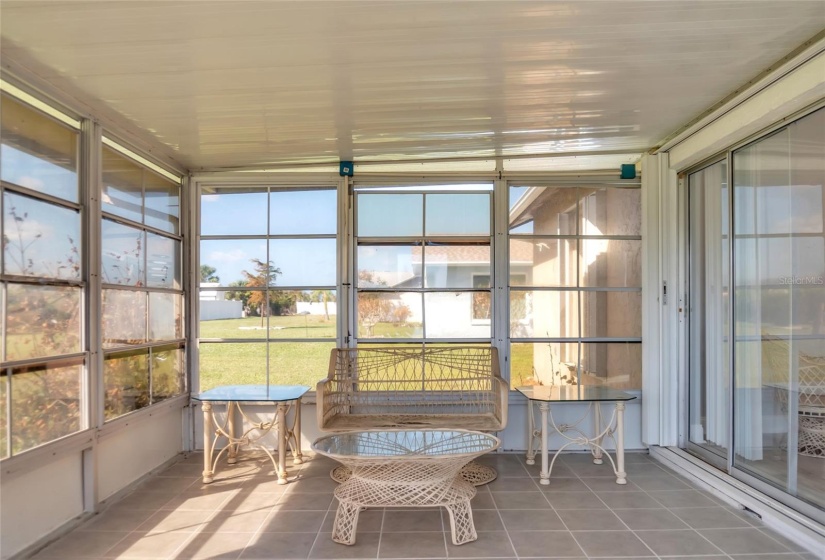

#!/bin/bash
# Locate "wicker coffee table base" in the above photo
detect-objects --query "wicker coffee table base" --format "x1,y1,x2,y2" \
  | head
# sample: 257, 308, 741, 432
332, 477, 478, 546
331, 460, 496, 486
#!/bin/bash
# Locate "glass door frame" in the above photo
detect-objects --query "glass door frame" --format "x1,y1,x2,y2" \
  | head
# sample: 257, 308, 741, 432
680, 103, 825, 524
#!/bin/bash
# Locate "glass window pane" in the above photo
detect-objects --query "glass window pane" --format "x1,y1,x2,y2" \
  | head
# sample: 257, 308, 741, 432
151, 346, 184, 404
199, 342, 267, 391
102, 146, 143, 224
510, 238, 576, 287
425, 193, 490, 235
579, 187, 641, 236
581, 239, 641, 288
144, 172, 180, 233
3, 192, 81, 280
1, 95, 78, 202
199, 239, 267, 286
357, 244, 419, 288
424, 244, 490, 288
6, 284, 81, 361
424, 292, 491, 338
269, 239, 336, 286
146, 232, 180, 289
270, 291, 337, 339
200, 188, 268, 236
199, 291, 266, 339
104, 349, 149, 420
11, 361, 82, 453
580, 291, 641, 338
149, 292, 183, 341
269, 342, 336, 386
102, 289, 146, 348
579, 342, 642, 389
102, 219, 144, 286
508, 186, 578, 235
357, 194, 423, 237
270, 189, 337, 235
510, 290, 579, 339
510, 342, 579, 389
358, 292, 422, 339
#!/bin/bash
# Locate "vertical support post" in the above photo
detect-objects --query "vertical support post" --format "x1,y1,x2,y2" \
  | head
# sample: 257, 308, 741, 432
615, 401, 627, 484
202, 401, 215, 483
292, 398, 303, 464
226, 401, 237, 464
539, 402, 550, 485
525, 400, 536, 465
592, 403, 604, 464
277, 402, 288, 484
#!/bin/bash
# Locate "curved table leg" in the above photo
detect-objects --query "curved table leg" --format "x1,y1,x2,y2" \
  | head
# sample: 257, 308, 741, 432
331, 500, 361, 545
444, 498, 477, 545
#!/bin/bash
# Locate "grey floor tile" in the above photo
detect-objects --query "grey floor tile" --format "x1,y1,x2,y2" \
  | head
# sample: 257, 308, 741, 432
624, 463, 672, 476
468, 509, 505, 532
634, 529, 724, 556
288, 474, 340, 493
728, 552, 804, 560
544, 491, 607, 510
488, 477, 542, 492
596, 491, 663, 509
445, 531, 516, 557
103, 530, 197, 558
581, 478, 641, 492
612, 508, 689, 530
310, 530, 380, 559
630, 475, 690, 491
758, 527, 816, 553
561, 509, 626, 530
31, 530, 131, 558
538, 478, 591, 492
172, 531, 254, 559
201, 509, 270, 533
648, 489, 721, 508
498, 509, 566, 531
698, 528, 794, 554
670, 506, 754, 529
571, 530, 654, 557
136, 509, 215, 534
266, 509, 331, 533
241, 531, 317, 559
379, 531, 447, 558
382, 509, 443, 532
491, 491, 553, 510
470, 491, 497, 510
77, 506, 155, 532
276, 492, 334, 511
509, 530, 585, 557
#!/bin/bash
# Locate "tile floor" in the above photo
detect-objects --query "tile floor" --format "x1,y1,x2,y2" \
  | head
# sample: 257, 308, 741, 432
30, 451, 819, 559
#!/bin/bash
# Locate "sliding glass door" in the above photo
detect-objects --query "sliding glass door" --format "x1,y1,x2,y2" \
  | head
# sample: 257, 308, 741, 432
687, 107, 824, 515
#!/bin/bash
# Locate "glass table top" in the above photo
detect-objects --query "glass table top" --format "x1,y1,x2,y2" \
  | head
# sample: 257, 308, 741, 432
312, 430, 500, 459
516, 385, 637, 403
193, 385, 310, 402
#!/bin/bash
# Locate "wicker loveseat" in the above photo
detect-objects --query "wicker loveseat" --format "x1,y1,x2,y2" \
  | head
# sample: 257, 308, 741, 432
316, 346, 508, 483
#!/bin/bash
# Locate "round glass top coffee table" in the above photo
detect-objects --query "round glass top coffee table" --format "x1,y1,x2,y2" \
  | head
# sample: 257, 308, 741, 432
312, 429, 500, 546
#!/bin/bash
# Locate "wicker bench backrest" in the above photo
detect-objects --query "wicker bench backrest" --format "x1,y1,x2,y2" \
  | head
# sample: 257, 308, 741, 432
319, 346, 505, 426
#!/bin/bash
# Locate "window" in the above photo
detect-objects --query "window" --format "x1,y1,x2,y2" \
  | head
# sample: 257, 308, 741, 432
198, 186, 337, 390
354, 185, 493, 343
508, 184, 642, 389
1, 93, 83, 456
101, 142, 184, 420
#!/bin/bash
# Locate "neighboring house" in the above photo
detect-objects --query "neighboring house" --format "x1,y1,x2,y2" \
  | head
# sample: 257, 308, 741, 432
199, 282, 243, 320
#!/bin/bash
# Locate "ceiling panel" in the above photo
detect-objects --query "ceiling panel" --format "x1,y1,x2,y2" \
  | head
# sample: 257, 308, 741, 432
2, 1, 824, 170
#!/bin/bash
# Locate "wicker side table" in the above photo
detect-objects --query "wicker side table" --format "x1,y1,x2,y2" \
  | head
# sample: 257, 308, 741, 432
312, 429, 500, 546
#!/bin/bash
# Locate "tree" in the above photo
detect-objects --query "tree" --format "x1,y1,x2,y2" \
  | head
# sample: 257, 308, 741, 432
357, 271, 410, 336
311, 289, 335, 320
200, 264, 219, 282
225, 280, 252, 313
241, 259, 281, 325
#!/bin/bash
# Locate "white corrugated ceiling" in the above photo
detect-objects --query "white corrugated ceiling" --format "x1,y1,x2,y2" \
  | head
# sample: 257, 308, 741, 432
1, 1, 824, 171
